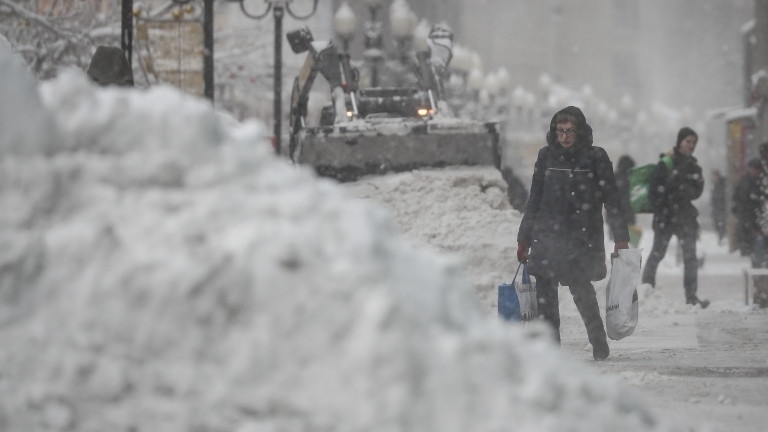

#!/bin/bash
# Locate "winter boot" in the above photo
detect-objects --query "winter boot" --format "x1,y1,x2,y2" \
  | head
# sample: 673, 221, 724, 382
686, 296, 710, 309
592, 337, 610, 361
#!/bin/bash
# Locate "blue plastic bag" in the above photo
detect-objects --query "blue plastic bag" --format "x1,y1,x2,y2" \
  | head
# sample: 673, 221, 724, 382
498, 280, 521, 321
498, 263, 523, 321
499, 263, 537, 322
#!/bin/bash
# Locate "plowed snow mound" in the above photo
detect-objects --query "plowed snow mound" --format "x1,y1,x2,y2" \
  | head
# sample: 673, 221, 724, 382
346, 167, 522, 309
0, 45, 667, 432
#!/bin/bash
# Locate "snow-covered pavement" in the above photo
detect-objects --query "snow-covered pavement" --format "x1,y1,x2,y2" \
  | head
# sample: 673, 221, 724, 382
349, 170, 768, 432
582, 221, 768, 432
2, 41, 766, 431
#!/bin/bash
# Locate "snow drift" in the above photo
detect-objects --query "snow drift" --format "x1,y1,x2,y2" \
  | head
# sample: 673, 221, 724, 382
0, 45, 666, 432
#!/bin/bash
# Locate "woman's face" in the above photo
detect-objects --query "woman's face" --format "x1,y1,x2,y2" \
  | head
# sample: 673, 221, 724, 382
555, 121, 577, 148
679, 134, 697, 156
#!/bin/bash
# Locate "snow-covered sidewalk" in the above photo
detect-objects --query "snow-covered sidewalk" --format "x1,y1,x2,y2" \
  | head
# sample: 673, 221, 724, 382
349, 170, 768, 432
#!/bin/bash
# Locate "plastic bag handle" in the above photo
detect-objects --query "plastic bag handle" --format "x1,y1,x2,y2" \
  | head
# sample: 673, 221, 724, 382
521, 263, 531, 284
513, 262, 523, 283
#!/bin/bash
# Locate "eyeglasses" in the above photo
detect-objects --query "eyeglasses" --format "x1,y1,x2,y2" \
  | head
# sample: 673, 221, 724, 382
555, 128, 577, 137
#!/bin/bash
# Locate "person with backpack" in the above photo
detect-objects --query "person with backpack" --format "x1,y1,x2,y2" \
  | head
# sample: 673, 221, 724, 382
732, 158, 765, 260
615, 155, 643, 247
641, 127, 709, 308
516, 106, 629, 361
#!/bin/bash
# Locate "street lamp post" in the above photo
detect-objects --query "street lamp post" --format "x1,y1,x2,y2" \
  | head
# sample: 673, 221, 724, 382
121, 0, 318, 155
333, 2, 357, 52
390, 0, 417, 65
229, 0, 318, 155
121, 0, 133, 65
363, 0, 385, 87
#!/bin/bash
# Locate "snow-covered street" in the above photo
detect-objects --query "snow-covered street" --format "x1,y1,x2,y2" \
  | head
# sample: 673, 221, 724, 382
349, 170, 768, 432
587, 222, 768, 432
2, 42, 767, 432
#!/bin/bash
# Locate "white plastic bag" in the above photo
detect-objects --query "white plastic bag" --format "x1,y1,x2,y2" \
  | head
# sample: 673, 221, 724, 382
605, 248, 641, 340
516, 264, 537, 321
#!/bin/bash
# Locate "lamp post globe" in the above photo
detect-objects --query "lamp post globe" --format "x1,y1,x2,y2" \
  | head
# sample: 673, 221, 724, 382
512, 86, 526, 108
451, 45, 473, 75
496, 67, 511, 91
390, 0, 417, 39
334, 2, 357, 51
467, 67, 484, 93
413, 19, 431, 53
484, 73, 500, 97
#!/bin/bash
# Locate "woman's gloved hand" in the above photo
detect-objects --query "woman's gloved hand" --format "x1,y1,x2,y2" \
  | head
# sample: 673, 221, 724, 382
517, 242, 529, 263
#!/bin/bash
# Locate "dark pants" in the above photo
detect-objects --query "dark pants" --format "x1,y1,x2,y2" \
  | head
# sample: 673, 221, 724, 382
642, 227, 698, 301
535, 275, 606, 346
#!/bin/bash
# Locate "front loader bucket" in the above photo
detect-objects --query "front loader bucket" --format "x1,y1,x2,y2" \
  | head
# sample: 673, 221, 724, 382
292, 119, 501, 182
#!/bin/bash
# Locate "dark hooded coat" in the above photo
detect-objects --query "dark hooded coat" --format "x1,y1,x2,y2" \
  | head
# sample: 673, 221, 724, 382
615, 155, 636, 225
517, 106, 629, 285
731, 163, 764, 255
648, 147, 704, 235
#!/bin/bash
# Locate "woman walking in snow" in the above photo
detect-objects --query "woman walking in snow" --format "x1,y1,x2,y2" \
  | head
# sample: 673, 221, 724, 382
517, 106, 629, 361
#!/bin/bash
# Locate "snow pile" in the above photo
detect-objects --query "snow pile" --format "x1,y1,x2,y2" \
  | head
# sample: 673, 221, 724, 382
346, 168, 519, 310
0, 45, 667, 432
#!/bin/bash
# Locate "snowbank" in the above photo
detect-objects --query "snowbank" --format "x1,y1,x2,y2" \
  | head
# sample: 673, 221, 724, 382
346, 167, 519, 310
0, 45, 666, 432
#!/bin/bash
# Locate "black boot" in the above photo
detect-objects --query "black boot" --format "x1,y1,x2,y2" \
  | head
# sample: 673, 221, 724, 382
686, 296, 710, 309
592, 337, 609, 361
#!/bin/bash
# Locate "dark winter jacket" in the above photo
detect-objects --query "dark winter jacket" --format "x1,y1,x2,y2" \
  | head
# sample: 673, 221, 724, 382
517, 106, 629, 285
732, 172, 764, 255
648, 147, 704, 235
615, 155, 636, 225
711, 175, 726, 224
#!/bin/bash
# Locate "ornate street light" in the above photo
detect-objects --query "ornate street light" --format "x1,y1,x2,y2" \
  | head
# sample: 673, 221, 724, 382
121, 0, 133, 65
413, 19, 431, 54
121, 0, 318, 155
390, 0, 417, 63
223, 0, 318, 155
362, 0, 385, 87
467, 67, 484, 95
484, 73, 500, 98
333, 2, 357, 52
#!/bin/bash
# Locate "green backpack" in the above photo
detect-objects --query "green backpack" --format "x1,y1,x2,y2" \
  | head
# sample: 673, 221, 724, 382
628, 156, 673, 214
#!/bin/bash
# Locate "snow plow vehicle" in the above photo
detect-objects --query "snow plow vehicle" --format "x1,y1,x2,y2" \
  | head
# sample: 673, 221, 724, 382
286, 25, 501, 182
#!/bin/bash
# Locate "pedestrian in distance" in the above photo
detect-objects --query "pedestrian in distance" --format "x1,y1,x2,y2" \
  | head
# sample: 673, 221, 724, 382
758, 142, 768, 190
732, 157, 768, 307
615, 155, 643, 247
517, 106, 630, 361
615, 155, 637, 226
501, 166, 529, 212
710, 169, 727, 245
731, 158, 765, 262
641, 127, 709, 308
